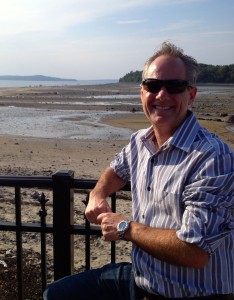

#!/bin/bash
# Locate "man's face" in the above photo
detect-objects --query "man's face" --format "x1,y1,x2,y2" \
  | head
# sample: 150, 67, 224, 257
141, 55, 197, 135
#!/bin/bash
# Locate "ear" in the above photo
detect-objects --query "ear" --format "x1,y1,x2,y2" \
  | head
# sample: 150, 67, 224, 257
188, 87, 197, 106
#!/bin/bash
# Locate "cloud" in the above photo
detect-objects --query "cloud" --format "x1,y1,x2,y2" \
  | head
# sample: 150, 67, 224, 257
0, 0, 232, 78
0, 0, 203, 37
117, 19, 147, 25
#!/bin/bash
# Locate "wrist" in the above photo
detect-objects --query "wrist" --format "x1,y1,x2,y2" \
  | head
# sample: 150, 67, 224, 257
117, 220, 131, 240
90, 188, 109, 201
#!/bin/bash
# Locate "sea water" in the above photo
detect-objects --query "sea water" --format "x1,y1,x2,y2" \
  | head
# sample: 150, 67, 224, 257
0, 106, 134, 140
0, 82, 233, 139
0, 79, 118, 88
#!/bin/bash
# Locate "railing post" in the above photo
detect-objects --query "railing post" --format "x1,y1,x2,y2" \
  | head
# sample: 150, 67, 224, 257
15, 186, 24, 300
38, 192, 49, 293
52, 170, 74, 280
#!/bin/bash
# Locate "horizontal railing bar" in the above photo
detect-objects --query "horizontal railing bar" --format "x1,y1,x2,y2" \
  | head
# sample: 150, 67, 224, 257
72, 179, 131, 191
0, 177, 53, 188
71, 225, 102, 236
0, 221, 102, 236
0, 175, 52, 180
0, 221, 53, 233
0, 176, 131, 191
72, 179, 97, 189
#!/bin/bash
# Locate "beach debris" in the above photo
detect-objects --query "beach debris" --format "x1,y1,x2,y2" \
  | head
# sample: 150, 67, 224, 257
32, 191, 40, 200
5, 249, 14, 257
0, 260, 7, 268
225, 114, 234, 123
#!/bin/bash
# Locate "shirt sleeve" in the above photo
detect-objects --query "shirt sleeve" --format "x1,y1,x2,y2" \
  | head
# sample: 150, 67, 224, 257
176, 152, 234, 255
110, 144, 131, 182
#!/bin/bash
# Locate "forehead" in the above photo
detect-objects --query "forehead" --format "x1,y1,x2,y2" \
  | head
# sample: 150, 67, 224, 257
146, 55, 187, 80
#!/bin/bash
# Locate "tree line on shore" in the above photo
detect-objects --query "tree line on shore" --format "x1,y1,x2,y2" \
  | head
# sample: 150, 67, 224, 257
119, 63, 234, 83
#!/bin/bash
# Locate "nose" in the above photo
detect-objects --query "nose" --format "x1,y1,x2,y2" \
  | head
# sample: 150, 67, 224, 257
155, 86, 169, 100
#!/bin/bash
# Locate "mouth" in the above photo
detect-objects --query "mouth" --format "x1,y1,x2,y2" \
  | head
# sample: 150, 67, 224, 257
152, 105, 172, 111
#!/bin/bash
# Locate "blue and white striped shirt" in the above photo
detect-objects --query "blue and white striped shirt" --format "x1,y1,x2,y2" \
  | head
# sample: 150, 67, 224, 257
110, 111, 234, 297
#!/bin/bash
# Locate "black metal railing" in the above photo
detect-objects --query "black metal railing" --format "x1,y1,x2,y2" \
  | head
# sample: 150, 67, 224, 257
0, 170, 131, 300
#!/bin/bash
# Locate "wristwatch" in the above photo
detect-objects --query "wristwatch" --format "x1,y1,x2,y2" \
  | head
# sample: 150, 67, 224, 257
117, 220, 131, 240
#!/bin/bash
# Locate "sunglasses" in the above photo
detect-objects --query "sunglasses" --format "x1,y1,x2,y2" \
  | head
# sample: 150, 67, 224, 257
142, 78, 191, 94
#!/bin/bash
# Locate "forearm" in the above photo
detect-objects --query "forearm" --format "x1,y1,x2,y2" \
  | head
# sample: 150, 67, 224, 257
90, 167, 126, 198
125, 222, 209, 269
86, 167, 126, 224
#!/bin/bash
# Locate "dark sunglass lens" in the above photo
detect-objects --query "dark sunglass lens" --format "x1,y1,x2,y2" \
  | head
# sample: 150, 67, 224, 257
143, 80, 161, 93
143, 79, 189, 94
166, 81, 187, 94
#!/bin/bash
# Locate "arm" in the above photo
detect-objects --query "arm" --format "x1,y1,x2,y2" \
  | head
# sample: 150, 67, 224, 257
97, 213, 209, 269
85, 167, 126, 224
126, 221, 209, 269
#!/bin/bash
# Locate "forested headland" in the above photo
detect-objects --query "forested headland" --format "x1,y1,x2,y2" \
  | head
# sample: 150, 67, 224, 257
119, 63, 234, 83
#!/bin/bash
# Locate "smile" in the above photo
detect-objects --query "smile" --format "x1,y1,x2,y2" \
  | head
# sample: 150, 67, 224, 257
153, 105, 172, 110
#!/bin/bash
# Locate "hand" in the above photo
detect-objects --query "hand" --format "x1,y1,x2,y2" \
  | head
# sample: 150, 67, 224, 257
97, 212, 125, 241
85, 191, 111, 224
85, 167, 126, 224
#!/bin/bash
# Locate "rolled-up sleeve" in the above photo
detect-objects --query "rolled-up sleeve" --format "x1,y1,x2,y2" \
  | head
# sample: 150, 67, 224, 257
176, 153, 234, 254
110, 145, 131, 182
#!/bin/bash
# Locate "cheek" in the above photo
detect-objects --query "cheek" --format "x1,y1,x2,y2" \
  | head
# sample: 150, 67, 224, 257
141, 97, 152, 119
141, 94, 150, 108
176, 95, 191, 109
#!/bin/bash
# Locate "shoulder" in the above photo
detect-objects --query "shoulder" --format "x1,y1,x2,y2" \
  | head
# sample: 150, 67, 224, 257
197, 127, 233, 156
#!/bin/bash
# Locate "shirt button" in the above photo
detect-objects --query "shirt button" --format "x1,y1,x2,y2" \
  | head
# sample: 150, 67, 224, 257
136, 271, 140, 276
147, 186, 151, 191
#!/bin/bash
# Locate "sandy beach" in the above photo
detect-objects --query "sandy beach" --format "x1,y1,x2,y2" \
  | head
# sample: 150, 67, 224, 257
0, 83, 233, 298
0, 83, 233, 177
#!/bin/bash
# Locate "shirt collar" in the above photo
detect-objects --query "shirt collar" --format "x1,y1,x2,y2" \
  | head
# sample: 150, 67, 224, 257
170, 111, 201, 152
140, 111, 201, 153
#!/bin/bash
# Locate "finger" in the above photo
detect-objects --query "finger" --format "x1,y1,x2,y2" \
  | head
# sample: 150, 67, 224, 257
85, 208, 102, 224
85, 211, 96, 224
96, 203, 112, 214
97, 212, 107, 225
85, 206, 106, 224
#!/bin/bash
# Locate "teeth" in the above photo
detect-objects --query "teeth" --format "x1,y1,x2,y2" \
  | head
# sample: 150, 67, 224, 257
153, 106, 171, 110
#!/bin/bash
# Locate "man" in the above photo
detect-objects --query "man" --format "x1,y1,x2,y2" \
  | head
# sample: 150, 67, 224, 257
44, 42, 234, 299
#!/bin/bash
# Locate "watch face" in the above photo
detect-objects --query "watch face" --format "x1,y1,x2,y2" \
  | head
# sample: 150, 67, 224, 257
117, 220, 130, 240
119, 222, 127, 230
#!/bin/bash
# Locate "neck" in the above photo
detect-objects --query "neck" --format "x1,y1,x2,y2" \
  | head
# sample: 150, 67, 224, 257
152, 112, 190, 147
153, 127, 172, 148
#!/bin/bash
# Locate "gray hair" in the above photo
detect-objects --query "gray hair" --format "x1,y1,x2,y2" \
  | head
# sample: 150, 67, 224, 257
142, 41, 198, 86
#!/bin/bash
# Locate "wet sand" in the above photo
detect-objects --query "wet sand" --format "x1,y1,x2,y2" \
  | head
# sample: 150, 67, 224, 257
0, 83, 233, 177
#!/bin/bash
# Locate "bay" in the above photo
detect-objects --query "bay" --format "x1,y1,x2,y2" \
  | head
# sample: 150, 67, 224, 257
0, 79, 118, 88
0, 83, 233, 139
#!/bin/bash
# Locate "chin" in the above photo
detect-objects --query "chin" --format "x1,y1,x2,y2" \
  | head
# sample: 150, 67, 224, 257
150, 115, 168, 124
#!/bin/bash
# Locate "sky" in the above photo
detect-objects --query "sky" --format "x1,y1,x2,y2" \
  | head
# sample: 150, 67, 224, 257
0, 0, 234, 80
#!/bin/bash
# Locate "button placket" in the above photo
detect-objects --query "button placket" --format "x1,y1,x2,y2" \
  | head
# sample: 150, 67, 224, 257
146, 155, 155, 192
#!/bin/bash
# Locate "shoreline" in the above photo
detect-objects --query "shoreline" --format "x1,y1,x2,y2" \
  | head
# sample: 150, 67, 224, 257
0, 83, 233, 177
0, 113, 233, 179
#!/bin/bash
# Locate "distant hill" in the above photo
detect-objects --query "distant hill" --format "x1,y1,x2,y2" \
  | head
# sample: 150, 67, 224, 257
0, 75, 77, 81
119, 63, 234, 83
